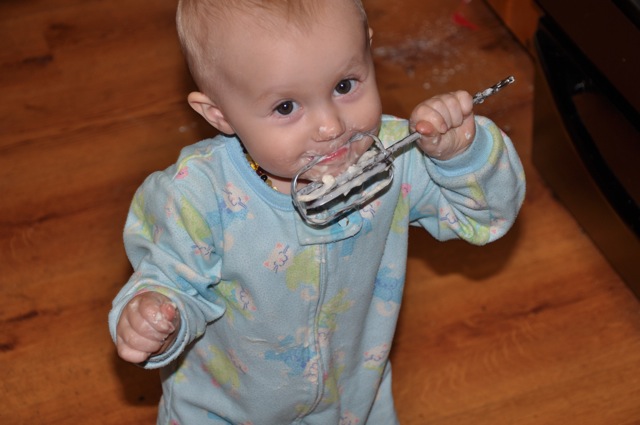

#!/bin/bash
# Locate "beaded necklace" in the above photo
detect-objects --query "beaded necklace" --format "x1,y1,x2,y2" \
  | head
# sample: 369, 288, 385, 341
241, 145, 277, 191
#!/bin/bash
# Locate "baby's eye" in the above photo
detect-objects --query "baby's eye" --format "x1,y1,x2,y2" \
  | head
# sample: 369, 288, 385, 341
334, 79, 356, 96
275, 101, 297, 116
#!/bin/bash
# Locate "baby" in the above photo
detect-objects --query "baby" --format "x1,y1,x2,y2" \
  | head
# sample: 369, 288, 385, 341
109, 0, 526, 423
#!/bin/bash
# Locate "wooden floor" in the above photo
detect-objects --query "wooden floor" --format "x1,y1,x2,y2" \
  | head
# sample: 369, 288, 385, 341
1, 0, 639, 423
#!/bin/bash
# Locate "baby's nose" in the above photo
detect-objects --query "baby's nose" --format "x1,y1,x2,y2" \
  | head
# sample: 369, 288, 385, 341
318, 125, 341, 140
315, 109, 345, 142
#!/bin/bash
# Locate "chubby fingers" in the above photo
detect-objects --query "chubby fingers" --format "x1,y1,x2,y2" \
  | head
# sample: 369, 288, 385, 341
116, 293, 179, 363
412, 90, 473, 136
116, 315, 165, 363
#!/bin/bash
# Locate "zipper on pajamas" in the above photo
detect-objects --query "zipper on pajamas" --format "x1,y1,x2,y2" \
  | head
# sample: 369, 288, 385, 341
299, 244, 328, 419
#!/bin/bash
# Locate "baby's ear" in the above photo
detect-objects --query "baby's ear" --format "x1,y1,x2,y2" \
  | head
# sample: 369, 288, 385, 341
187, 91, 234, 135
368, 27, 374, 46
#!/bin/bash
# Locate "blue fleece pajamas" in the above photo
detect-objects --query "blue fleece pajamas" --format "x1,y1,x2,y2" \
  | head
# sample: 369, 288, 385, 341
109, 115, 525, 424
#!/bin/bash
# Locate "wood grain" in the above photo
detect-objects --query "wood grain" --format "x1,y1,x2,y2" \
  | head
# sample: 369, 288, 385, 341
1, 0, 638, 423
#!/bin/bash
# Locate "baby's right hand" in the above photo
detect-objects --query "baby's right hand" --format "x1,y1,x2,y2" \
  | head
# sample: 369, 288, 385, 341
115, 292, 180, 364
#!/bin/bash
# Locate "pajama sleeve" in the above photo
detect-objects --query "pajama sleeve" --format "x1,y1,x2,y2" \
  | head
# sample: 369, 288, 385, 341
402, 116, 526, 245
108, 164, 226, 369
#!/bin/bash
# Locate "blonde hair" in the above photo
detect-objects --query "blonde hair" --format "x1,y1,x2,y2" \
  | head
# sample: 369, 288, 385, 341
176, 0, 368, 95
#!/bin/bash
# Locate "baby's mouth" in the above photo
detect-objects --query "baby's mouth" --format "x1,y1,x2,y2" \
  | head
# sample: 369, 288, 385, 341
312, 133, 369, 164
299, 132, 374, 181
317, 145, 349, 164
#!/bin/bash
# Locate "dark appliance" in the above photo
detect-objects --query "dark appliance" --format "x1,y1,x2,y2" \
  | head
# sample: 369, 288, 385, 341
532, 0, 640, 296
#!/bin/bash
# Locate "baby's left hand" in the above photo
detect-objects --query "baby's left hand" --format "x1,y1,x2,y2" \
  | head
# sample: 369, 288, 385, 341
410, 90, 475, 160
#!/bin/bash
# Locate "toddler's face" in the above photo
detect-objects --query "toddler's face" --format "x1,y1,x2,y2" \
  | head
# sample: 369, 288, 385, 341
208, 1, 382, 192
